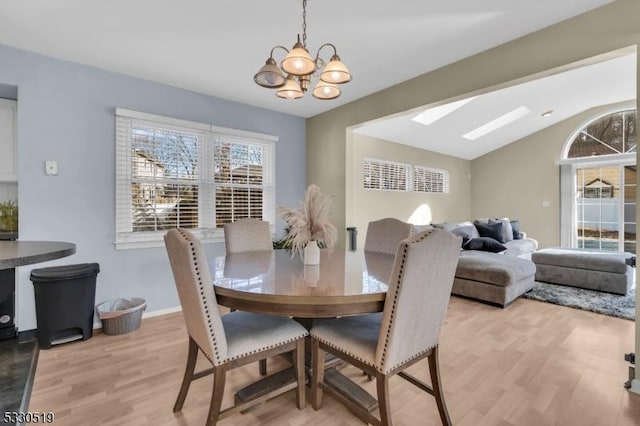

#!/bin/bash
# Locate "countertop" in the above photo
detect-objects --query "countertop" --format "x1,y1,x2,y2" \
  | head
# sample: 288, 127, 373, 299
0, 241, 76, 270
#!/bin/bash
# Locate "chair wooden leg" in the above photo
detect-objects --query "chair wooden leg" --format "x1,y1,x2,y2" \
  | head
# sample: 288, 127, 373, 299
376, 372, 392, 426
174, 337, 199, 412
293, 339, 306, 409
259, 358, 267, 376
206, 365, 227, 426
311, 338, 325, 410
428, 346, 452, 426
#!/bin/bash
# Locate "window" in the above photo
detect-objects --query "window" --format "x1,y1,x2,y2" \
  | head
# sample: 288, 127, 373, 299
362, 158, 409, 191
362, 158, 449, 194
412, 166, 448, 194
115, 109, 276, 249
560, 108, 636, 254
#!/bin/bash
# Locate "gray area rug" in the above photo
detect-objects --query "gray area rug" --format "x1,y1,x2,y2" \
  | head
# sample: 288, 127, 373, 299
522, 282, 636, 320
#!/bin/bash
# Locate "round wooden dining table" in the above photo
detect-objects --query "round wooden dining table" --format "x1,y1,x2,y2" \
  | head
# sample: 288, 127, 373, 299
212, 249, 394, 318
212, 249, 395, 411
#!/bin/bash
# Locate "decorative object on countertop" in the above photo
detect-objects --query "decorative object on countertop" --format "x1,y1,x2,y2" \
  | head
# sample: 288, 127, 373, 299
278, 184, 337, 265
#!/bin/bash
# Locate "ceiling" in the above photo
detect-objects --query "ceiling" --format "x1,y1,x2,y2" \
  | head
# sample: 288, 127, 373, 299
355, 53, 637, 160
0, 0, 613, 118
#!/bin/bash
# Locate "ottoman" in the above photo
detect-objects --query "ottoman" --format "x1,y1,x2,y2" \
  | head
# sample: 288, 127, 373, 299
452, 251, 537, 307
532, 247, 635, 295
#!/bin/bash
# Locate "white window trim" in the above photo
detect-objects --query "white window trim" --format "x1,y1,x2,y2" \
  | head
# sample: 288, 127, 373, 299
412, 165, 449, 194
115, 108, 277, 250
362, 157, 450, 194
559, 106, 636, 250
362, 157, 411, 192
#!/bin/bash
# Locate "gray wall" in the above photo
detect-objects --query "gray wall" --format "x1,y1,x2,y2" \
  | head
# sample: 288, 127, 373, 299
0, 44, 306, 330
471, 101, 633, 249
348, 132, 471, 248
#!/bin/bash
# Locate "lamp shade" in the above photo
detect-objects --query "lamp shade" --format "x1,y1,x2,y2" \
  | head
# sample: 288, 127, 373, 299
320, 54, 352, 84
281, 42, 316, 76
276, 75, 304, 99
312, 80, 340, 100
254, 58, 286, 88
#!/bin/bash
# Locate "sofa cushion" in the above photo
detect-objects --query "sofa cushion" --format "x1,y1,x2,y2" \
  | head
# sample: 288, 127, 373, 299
532, 247, 634, 274
510, 220, 522, 240
456, 251, 536, 287
463, 237, 506, 253
490, 218, 514, 242
503, 238, 538, 257
474, 222, 505, 243
451, 225, 477, 246
432, 222, 459, 232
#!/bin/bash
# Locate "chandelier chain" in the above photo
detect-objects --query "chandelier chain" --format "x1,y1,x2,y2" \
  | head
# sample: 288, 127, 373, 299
302, 0, 307, 48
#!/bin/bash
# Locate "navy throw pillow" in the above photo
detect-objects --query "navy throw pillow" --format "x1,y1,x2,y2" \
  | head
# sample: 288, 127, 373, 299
463, 237, 507, 253
474, 222, 505, 243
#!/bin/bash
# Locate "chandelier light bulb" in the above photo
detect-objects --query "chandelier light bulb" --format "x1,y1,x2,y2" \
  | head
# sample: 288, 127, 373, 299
312, 80, 340, 100
277, 75, 304, 100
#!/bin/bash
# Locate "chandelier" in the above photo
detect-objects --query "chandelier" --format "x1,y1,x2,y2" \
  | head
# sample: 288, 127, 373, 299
253, 0, 352, 100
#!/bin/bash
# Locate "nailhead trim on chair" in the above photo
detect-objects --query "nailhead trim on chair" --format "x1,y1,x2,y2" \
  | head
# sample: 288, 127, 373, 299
177, 228, 307, 364
314, 229, 440, 374
379, 229, 437, 374
177, 228, 220, 365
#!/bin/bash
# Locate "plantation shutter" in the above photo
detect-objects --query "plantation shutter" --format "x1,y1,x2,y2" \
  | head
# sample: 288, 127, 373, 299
362, 158, 409, 191
413, 166, 448, 193
115, 108, 276, 249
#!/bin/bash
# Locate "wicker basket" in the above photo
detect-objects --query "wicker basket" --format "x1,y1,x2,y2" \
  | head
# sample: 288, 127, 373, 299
96, 298, 146, 335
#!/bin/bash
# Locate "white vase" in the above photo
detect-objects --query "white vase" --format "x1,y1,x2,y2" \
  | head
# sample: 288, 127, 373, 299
303, 240, 320, 265
303, 265, 320, 286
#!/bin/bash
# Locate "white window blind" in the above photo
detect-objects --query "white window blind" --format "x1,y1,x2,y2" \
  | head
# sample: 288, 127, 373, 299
115, 109, 276, 249
363, 158, 409, 191
413, 166, 448, 194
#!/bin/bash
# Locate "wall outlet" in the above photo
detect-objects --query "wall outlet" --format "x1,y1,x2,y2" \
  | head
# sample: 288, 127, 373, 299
44, 160, 58, 176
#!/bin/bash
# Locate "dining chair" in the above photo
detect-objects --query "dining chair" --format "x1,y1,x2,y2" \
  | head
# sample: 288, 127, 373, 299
364, 217, 414, 255
164, 228, 307, 425
311, 228, 460, 426
223, 217, 273, 376
223, 218, 273, 254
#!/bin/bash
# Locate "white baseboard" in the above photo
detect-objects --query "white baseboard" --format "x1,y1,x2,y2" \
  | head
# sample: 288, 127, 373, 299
143, 305, 183, 319
92, 305, 182, 330
630, 379, 640, 395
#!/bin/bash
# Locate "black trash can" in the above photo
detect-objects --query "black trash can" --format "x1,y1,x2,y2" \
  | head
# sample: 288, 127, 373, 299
347, 227, 357, 251
30, 263, 99, 349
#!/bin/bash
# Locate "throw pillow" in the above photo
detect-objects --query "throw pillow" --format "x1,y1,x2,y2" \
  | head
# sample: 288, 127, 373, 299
450, 225, 477, 246
510, 220, 522, 240
474, 222, 505, 243
489, 218, 514, 243
463, 237, 507, 253
431, 222, 459, 232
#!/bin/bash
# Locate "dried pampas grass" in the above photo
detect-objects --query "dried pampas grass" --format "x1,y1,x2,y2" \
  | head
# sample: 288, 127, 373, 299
278, 184, 337, 256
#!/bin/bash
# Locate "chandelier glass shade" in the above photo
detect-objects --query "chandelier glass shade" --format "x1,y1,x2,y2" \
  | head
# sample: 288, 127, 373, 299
254, 0, 352, 100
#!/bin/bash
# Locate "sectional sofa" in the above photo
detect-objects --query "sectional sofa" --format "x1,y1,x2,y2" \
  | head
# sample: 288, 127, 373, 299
428, 219, 538, 307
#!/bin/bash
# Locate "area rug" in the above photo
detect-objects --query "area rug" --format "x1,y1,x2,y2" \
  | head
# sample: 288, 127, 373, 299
522, 282, 636, 320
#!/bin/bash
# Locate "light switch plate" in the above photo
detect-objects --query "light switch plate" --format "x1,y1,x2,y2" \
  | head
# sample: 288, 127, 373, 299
45, 160, 58, 176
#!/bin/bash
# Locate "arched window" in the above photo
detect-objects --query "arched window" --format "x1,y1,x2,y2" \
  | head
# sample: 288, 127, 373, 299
560, 109, 636, 253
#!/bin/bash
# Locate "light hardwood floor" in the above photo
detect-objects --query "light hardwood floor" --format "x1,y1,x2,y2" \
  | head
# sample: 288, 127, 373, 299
30, 296, 640, 425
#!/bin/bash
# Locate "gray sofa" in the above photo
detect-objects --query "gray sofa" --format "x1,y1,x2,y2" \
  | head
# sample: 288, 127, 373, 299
425, 219, 539, 307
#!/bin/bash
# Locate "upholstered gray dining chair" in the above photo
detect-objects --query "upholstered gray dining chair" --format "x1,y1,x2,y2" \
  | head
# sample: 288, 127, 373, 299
364, 217, 414, 255
164, 228, 307, 425
223, 218, 273, 254
311, 228, 460, 426
223, 217, 273, 375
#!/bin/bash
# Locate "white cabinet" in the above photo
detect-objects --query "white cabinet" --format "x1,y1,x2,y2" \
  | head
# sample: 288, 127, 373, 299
0, 99, 17, 182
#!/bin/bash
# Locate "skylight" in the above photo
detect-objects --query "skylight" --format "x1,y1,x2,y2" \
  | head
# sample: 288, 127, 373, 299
462, 106, 531, 140
411, 97, 477, 126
